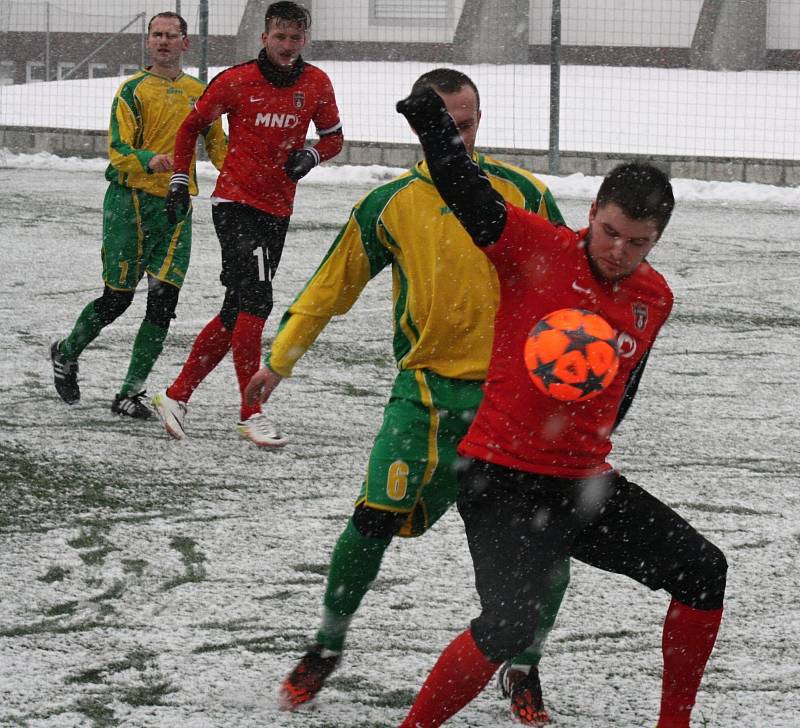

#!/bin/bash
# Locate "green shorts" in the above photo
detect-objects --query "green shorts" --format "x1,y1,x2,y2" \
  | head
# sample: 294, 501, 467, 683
101, 181, 192, 291
355, 369, 484, 538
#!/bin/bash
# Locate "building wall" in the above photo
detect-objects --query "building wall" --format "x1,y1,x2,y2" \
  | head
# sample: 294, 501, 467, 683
0, 31, 236, 85
2, 1, 798, 83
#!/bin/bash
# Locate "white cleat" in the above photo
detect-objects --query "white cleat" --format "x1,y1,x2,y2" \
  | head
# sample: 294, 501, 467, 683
237, 413, 288, 448
152, 390, 188, 440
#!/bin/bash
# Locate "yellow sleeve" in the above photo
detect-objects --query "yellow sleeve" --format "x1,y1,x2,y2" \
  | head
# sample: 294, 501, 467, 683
107, 80, 154, 176
267, 214, 378, 377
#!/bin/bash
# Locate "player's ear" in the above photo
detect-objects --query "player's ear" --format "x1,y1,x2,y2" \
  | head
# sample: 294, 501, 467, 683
588, 200, 598, 223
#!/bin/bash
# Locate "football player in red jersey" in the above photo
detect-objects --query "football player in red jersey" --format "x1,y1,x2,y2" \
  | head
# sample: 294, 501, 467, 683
395, 88, 727, 728
153, 1, 343, 445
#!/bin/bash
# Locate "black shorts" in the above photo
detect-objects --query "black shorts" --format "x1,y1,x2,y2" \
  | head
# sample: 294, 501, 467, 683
213, 202, 290, 291
456, 458, 727, 662
212, 202, 290, 322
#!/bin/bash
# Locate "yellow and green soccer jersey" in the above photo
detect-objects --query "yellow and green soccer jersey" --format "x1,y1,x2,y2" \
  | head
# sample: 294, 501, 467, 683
105, 68, 227, 198
267, 154, 564, 381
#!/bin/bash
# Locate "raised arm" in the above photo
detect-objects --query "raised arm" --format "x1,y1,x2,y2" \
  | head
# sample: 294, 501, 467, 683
396, 87, 506, 247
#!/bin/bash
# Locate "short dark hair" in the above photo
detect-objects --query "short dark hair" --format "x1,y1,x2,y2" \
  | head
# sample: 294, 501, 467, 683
596, 162, 675, 233
148, 11, 188, 37
411, 68, 481, 111
265, 1, 311, 31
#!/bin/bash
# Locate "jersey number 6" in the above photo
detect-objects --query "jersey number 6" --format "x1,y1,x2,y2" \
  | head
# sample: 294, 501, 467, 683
386, 460, 410, 501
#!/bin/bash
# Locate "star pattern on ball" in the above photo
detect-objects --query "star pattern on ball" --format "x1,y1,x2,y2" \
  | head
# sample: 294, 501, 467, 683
524, 309, 620, 402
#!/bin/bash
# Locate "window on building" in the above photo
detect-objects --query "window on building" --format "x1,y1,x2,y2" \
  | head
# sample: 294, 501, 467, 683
57, 62, 76, 80
369, 0, 452, 27
0, 61, 16, 85
88, 63, 108, 79
26, 61, 45, 83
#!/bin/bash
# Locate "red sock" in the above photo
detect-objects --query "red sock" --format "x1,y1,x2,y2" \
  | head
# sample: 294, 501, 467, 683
399, 629, 500, 728
658, 599, 723, 728
168, 315, 232, 403
231, 311, 266, 421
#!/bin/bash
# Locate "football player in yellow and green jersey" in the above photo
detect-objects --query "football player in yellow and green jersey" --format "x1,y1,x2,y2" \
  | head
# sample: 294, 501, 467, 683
50, 11, 226, 419
245, 69, 569, 724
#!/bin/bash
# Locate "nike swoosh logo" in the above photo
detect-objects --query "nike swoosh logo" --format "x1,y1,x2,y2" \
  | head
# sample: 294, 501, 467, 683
572, 281, 593, 295
250, 96, 265, 102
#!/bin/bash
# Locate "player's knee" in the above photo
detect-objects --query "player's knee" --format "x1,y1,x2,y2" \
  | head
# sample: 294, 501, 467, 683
674, 539, 727, 610
472, 615, 539, 663
144, 278, 180, 329
219, 288, 239, 331
351, 505, 407, 540
238, 281, 273, 320
94, 286, 133, 325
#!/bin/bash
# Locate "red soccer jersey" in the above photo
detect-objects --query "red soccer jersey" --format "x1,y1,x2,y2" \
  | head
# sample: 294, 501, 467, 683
458, 204, 674, 478
173, 59, 342, 217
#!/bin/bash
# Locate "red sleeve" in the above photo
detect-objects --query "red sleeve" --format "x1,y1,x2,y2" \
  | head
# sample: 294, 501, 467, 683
173, 71, 232, 174
172, 109, 212, 175
312, 129, 343, 163
309, 74, 343, 163
485, 203, 565, 275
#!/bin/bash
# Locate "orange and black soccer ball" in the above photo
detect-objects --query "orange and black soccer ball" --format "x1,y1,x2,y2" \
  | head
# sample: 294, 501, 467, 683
523, 308, 620, 402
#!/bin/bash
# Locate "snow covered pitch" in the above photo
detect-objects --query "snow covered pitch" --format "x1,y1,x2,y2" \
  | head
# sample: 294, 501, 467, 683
1, 155, 798, 726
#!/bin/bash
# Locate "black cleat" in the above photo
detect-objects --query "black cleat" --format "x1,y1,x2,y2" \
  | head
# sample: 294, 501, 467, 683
51, 340, 80, 404
111, 391, 154, 420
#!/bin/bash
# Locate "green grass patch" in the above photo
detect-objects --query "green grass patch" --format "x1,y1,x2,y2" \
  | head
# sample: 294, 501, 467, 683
38, 566, 70, 583
121, 681, 177, 707
44, 601, 78, 617
121, 559, 148, 576
194, 633, 302, 655
160, 535, 207, 590
73, 698, 117, 727
292, 561, 329, 576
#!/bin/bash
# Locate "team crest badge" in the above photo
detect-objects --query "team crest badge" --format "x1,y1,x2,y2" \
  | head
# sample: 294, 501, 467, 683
293, 92, 305, 109
632, 302, 648, 330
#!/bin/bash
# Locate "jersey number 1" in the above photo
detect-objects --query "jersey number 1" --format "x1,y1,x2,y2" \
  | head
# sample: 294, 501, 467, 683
253, 247, 271, 282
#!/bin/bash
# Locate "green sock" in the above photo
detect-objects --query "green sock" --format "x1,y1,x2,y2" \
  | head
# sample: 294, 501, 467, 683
511, 558, 571, 668
314, 518, 391, 652
119, 320, 168, 396
60, 301, 105, 360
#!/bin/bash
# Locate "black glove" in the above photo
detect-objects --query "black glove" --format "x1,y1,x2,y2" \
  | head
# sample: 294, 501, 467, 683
397, 86, 506, 248
165, 173, 190, 225
284, 148, 318, 182
396, 86, 450, 136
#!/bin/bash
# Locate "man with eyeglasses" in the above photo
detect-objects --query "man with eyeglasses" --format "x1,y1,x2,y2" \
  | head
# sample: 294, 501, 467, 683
51, 11, 227, 418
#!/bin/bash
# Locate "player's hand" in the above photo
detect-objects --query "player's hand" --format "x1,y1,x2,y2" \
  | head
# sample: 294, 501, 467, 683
284, 148, 318, 182
396, 86, 450, 135
149, 153, 173, 173
245, 366, 283, 406
165, 173, 190, 225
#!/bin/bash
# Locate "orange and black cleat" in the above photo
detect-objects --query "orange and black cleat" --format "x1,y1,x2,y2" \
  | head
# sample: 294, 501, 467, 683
278, 644, 341, 710
498, 662, 551, 726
